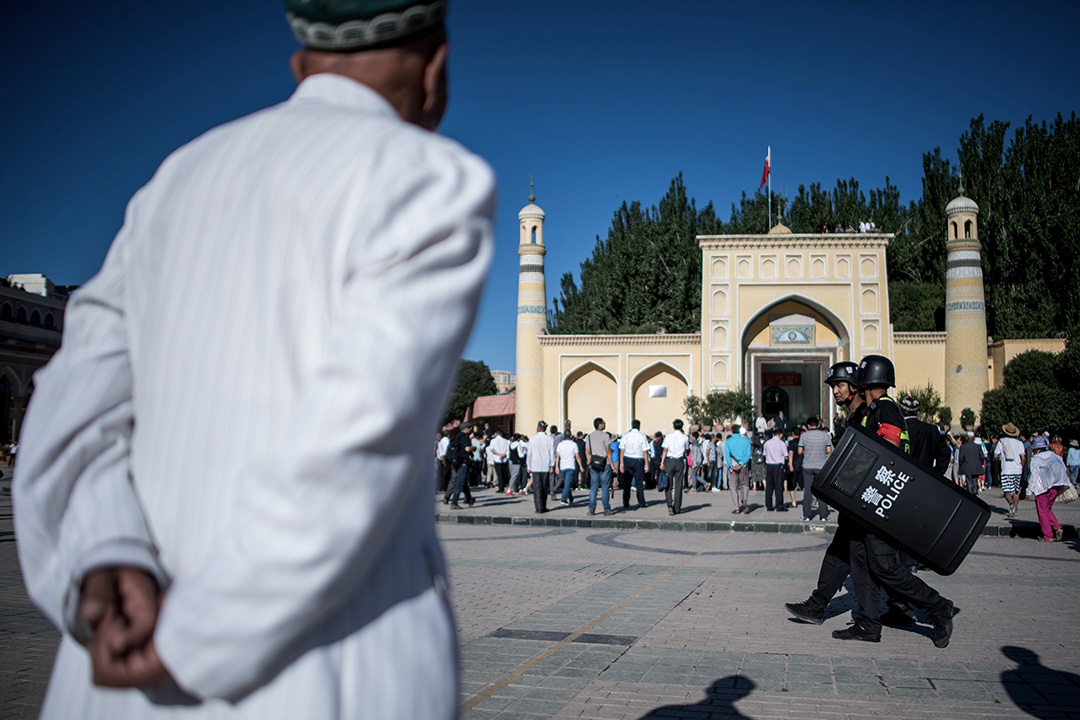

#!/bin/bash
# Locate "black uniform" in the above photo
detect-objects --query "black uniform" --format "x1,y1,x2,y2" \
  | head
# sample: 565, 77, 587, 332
847, 396, 952, 636
804, 405, 865, 613
906, 415, 951, 474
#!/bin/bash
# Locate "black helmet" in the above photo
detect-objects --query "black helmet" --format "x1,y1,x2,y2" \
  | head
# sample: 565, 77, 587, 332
825, 361, 858, 387
856, 355, 895, 388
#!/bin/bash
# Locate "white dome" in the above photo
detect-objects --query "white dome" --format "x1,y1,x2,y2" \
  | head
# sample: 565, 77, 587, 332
945, 194, 979, 216
518, 203, 545, 221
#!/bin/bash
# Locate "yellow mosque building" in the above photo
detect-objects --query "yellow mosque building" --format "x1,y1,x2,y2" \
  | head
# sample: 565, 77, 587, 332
505, 186, 1063, 436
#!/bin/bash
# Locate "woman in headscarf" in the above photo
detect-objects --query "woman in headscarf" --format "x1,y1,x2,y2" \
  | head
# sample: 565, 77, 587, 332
1028, 435, 1073, 542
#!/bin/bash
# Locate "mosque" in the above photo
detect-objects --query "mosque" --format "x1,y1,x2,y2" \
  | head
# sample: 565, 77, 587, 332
497, 185, 1065, 436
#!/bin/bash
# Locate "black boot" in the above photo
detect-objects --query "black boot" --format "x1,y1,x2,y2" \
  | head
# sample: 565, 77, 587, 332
785, 601, 824, 625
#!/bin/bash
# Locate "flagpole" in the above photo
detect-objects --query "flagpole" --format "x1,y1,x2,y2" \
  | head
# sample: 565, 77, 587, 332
767, 145, 771, 232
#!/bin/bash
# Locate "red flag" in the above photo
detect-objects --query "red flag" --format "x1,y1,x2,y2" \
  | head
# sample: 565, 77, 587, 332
758, 148, 770, 189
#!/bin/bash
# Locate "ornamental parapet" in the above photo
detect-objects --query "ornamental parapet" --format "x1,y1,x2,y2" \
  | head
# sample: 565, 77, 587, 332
893, 331, 947, 344
697, 233, 893, 249
538, 333, 700, 347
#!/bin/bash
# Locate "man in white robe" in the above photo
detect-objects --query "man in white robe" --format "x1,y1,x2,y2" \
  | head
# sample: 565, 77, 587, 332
13, 1, 494, 717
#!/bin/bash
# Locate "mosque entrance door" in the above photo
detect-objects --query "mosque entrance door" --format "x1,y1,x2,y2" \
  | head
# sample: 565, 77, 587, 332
762, 387, 789, 420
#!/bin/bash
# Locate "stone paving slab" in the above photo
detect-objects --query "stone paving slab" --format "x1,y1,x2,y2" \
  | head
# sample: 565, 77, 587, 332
436, 483, 1079, 538
443, 522, 1080, 720
3, 476, 1079, 719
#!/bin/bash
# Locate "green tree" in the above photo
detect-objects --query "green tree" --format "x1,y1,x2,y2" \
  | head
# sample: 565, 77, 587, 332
549, 174, 722, 334
938, 406, 953, 426
443, 359, 497, 425
960, 408, 977, 429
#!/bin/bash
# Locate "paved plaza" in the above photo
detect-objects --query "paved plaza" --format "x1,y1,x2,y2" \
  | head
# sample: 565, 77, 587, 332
2, 477, 1079, 719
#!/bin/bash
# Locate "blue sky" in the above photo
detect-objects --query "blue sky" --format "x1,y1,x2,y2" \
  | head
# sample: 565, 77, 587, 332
3, 1, 1077, 374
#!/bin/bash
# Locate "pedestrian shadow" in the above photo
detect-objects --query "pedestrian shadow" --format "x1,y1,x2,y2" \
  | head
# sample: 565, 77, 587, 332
1000, 646, 1080, 716
638, 676, 755, 719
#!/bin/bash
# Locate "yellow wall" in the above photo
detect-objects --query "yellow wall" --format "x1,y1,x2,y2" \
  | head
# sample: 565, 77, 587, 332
894, 332, 947, 399
538, 335, 700, 435
989, 338, 1067, 389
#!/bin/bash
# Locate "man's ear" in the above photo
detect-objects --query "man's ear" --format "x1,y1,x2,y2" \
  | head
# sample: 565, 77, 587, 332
290, 50, 307, 83
420, 42, 449, 129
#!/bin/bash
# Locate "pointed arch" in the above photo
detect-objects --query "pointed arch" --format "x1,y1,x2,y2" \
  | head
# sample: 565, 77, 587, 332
562, 360, 618, 435
629, 361, 689, 433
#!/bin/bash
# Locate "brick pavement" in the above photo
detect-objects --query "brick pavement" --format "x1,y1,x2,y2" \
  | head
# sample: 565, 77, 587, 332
443, 518, 1080, 720
2, 472, 1079, 719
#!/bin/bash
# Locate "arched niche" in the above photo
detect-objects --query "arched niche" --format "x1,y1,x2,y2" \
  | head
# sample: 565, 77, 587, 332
863, 322, 880, 349
563, 361, 618, 435
711, 359, 729, 386
860, 256, 877, 278
761, 257, 777, 279
836, 256, 850, 278
711, 288, 728, 315
861, 287, 878, 315
712, 323, 728, 350
711, 256, 728, 279
630, 362, 689, 433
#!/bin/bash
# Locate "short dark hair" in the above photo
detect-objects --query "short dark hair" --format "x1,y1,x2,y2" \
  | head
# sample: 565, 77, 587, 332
673, 419, 684, 430
594, 417, 604, 429
731, 424, 741, 433
632, 419, 641, 430
654, 431, 663, 438
773, 428, 783, 436
806, 415, 820, 427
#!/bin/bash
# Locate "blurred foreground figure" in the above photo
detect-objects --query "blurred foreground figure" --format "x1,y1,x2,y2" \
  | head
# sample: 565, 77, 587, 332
14, 1, 493, 717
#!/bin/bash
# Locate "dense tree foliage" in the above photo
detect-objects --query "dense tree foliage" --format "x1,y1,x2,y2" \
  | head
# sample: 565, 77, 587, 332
683, 387, 755, 426
550, 114, 1079, 339
443, 359, 497, 424
549, 174, 722, 334
980, 342, 1080, 436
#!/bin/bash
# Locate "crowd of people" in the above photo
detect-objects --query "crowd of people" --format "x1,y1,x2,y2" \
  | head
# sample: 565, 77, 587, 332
434, 410, 842, 521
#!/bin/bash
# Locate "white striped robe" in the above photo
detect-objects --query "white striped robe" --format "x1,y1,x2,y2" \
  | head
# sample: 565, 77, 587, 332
14, 72, 495, 718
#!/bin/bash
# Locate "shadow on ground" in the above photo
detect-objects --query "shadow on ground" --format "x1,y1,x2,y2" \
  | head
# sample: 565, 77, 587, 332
638, 676, 755, 719
1001, 646, 1080, 718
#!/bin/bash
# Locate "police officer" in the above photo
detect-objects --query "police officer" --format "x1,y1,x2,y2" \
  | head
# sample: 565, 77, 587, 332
786, 361, 915, 627
838, 355, 955, 646
900, 396, 951, 474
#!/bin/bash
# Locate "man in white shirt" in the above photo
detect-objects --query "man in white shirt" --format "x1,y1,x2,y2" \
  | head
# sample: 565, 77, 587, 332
996, 422, 1026, 517
435, 430, 450, 493
555, 433, 583, 506
661, 419, 690, 515
488, 429, 511, 494
527, 421, 555, 514
507, 434, 527, 496
13, 3, 492, 718
619, 420, 651, 510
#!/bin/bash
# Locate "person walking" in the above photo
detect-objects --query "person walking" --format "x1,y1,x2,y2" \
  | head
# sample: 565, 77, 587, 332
798, 417, 832, 521
958, 432, 983, 495
661, 419, 690, 515
763, 428, 788, 511
725, 424, 752, 514
1028, 435, 1073, 542
555, 431, 583, 506
527, 421, 555, 514
839, 356, 955, 647
619, 420, 650, 510
586, 418, 614, 516
996, 423, 1026, 517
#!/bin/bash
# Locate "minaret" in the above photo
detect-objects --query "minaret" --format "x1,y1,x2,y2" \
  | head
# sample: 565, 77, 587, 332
943, 177, 988, 421
515, 180, 547, 433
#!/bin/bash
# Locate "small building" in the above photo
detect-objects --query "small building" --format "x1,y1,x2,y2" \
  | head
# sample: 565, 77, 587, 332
1, 274, 70, 443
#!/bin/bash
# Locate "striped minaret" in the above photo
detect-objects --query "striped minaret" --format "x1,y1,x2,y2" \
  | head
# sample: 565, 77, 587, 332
943, 181, 988, 421
515, 182, 547, 432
